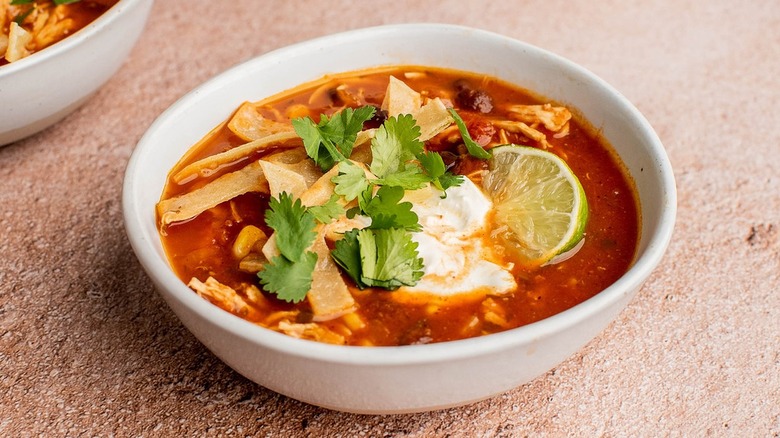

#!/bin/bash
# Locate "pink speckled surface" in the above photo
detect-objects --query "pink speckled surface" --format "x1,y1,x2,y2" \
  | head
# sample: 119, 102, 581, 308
1, 0, 778, 436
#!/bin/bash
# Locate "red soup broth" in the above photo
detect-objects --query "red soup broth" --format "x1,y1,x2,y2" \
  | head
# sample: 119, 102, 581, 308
157, 66, 639, 346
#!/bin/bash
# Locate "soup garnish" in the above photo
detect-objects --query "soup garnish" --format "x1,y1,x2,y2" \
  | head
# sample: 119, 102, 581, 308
157, 66, 639, 346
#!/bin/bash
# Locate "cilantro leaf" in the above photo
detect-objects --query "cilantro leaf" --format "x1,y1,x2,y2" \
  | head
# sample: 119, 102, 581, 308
418, 150, 464, 193
360, 185, 420, 231
436, 172, 465, 192
332, 161, 370, 201
257, 253, 317, 303
264, 192, 317, 262
448, 108, 491, 159
291, 117, 341, 171
370, 114, 424, 179
375, 164, 429, 190
330, 229, 363, 288
308, 194, 343, 224
293, 106, 375, 171
357, 228, 424, 289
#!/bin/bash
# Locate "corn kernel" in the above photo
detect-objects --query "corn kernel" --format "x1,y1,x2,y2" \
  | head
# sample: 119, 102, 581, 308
232, 225, 267, 260
342, 312, 366, 331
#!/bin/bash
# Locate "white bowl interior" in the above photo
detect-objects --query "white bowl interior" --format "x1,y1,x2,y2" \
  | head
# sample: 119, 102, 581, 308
123, 24, 676, 413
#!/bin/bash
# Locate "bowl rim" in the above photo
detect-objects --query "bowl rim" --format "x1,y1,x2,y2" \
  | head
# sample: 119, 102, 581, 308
0, 0, 143, 77
123, 23, 677, 366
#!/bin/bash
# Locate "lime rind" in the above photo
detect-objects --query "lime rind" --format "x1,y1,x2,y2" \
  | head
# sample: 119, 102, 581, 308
483, 144, 588, 266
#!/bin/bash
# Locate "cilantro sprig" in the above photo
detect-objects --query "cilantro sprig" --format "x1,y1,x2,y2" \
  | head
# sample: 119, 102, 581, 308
332, 228, 423, 290
257, 193, 319, 303
355, 185, 420, 231
282, 98, 488, 296
292, 106, 376, 171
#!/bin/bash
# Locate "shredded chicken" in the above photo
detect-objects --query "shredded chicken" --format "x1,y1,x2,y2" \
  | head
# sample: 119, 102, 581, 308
493, 120, 552, 149
507, 104, 571, 133
188, 277, 256, 318
277, 320, 346, 345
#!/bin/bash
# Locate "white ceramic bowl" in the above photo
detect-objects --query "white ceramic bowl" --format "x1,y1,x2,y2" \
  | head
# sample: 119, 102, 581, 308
0, 0, 153, 146
123, 24, 676, 414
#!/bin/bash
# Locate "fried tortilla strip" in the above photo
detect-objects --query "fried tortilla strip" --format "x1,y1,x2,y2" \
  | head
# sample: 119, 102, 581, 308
380, 77, 452, 141
172, 131, 299, 184
507, 104, 571, 132
258, 165, 360, 321
322, 215, 371, 243
158, 161, 268, 225
258, 159, 308, 198
228, 102, 295, 142
260, 165, 343, 261
299, 165, 340, 207
415, 97, 453, 141
382, 76, 422, 117
264, 148, 323, 187
261, 227, 357, 322
350, 128, 376, 165
308, 231, 356, 321
5, 22, 31, 63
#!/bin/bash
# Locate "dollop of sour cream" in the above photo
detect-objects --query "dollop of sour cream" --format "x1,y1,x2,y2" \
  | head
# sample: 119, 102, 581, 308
398, 177, 517, 297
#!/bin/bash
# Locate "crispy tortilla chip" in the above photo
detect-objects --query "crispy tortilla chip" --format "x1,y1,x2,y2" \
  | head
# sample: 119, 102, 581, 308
172, 131, 299, 184
415, 97, 453, 141
261, 164, 340, 259
308, 232, 356, 321
381, 76, 422, 117
380, 78, 453, 141
350, 128, 376, 165
323, 215, 371, 243
264, 148, 322, 186
508, 104, 571, 132
258, 160, 308, 198
260, 165, 342, 260
260, 233, 280, 261
261, 226, 357, 322
299, 165, 340, 207
158, 161, 268, 225
5, 22, 31, 63
228, 102, 295, 142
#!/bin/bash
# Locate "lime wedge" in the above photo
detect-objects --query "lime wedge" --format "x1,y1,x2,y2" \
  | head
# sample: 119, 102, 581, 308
482, 145, 588, 266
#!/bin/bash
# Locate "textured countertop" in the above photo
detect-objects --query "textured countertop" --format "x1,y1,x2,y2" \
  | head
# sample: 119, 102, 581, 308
1, 0, 778, 436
